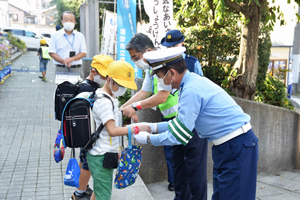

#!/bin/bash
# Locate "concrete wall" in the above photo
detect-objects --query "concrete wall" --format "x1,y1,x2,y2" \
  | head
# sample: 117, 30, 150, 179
136, 87, 300, 183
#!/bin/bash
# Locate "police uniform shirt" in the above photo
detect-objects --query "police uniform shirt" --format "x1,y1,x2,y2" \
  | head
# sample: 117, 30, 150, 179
150, 71, 251, 146
183, 53, 203, 76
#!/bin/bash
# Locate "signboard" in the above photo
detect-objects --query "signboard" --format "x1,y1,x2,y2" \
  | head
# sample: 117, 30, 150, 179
143, 0, 173, 49
117, 0, 142, 78
101, 11, 117, 58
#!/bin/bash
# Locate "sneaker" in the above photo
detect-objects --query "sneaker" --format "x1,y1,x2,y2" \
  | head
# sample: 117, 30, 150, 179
70, 192, 90, 200
38, 76, 43, 79
42, 78, 47, 82
85, 185, 93, 197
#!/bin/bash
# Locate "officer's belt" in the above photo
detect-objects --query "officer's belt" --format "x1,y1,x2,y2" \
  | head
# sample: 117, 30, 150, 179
56, 64, 81, 68
212, 122, 251, 146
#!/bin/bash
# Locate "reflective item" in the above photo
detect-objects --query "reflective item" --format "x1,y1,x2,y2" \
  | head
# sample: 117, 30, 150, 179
134, 59, 150, 70
93, 75, 105, 85
157, 70, 173, 91
63, 22, 75, 31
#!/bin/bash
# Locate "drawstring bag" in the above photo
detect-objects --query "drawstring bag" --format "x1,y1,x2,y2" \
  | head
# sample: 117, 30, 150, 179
64, 148, 80, 187
53, 130, 65, 163
114, 130, 143, 189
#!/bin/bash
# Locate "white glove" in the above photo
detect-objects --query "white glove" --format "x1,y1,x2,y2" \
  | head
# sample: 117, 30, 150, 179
133, 131, 150, 144
130, 122, 158, 133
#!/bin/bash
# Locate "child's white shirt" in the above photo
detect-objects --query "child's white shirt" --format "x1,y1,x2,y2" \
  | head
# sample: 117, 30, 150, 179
88, 89, 120, 155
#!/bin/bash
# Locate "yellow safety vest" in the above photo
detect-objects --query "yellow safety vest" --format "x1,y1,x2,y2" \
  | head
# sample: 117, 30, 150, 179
153, 76, 179, 119
41, 46, 51, 59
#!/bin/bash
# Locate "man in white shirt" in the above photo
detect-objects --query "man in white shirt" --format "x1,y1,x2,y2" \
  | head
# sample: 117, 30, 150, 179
49, 11, 87, 78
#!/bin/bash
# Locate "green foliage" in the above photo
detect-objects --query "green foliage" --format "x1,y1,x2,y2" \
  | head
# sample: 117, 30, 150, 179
7, 33, 27, 50
50, 0, 83, 31
255, 75, 294, 110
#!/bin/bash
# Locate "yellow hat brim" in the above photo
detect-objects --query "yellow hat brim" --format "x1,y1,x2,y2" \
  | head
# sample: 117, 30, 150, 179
113, 78, 137, 90
92, 65, 107, 77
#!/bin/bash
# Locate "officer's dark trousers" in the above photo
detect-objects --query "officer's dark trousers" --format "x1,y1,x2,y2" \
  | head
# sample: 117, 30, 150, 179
212, 129, 259, 200
161, 116, 174, 184
172, 130, 208, 200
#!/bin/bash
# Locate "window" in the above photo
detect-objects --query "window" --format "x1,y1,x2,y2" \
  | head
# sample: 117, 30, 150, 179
4, 29, 24, 36
25, 31, 36, 38
9, 14, 18, 21
268, 60, 287, 85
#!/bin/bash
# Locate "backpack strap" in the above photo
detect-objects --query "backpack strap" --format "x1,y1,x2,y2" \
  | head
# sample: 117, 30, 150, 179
91, 93, 115, 142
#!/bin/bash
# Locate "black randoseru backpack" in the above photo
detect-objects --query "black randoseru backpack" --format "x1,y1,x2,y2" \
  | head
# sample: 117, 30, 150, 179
61, 92, 114, 148
55, 81, 79, 121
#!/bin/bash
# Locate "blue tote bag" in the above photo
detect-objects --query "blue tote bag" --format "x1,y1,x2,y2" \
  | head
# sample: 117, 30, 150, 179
114, 130, 143, 189
64, 148, 80, 187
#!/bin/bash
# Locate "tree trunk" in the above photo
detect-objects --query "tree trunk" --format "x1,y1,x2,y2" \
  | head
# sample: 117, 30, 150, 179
230, 3, 261, 100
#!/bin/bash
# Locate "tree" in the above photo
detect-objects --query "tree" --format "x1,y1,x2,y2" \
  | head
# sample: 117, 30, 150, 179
175, 0, 300, 100
51, 0, 83, 31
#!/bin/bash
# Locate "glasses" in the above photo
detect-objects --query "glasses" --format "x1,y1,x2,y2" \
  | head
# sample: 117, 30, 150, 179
130, 49, 147, 62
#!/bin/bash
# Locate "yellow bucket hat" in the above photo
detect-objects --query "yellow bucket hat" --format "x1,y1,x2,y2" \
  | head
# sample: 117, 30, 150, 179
107, 60, 137, 90
40, 39, 47, 45
91, 55, 113, 77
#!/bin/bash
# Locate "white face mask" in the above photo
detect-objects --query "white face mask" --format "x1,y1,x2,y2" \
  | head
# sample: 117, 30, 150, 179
157, 70, 173, 91
63, 22, 75, 31
110, 80, 127, 97
93, 75, 105, 86
134, 59, 150, 71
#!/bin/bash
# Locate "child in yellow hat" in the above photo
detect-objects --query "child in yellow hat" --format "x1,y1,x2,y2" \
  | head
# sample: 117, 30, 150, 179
86, 60, 149, 200
70, 54, 113, 200
37, 39, 50, 81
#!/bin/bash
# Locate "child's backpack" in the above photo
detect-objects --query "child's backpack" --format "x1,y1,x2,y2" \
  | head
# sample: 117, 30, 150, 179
61, 92, 114, 148
54, 81, 80, 121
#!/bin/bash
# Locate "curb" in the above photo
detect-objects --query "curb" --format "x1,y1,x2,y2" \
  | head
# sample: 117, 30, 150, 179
11, 49, 27, 62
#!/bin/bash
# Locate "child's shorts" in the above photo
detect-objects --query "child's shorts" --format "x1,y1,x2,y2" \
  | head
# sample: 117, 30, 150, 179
40, 59, 49, 72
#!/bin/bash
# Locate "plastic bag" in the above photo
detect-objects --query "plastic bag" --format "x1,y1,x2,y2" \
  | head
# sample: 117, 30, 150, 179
114, 131, 143, 189
64, 150, 80, 188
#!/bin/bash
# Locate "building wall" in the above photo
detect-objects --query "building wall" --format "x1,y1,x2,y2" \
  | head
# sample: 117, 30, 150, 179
0, 1, 9, 27
8, 5, 25, 24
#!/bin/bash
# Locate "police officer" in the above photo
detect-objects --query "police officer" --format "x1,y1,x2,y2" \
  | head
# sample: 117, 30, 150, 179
161, 29, 203, 75
121, 33, 175, 191
160, 30, 207, 200
134, 47, 259, 200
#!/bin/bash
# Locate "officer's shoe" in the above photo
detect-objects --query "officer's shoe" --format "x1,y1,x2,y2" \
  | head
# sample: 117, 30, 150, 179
168, 182, 175, 191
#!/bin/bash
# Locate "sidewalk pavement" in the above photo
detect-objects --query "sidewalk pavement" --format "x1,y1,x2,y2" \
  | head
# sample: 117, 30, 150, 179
0, 51, 153, 200
1, 51, 300, 200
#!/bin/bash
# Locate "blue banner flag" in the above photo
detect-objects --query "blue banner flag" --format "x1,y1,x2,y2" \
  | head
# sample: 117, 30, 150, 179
117, 0, 142, 78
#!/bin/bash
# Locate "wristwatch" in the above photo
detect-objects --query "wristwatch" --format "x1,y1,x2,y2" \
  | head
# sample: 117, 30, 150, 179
131, 103, 138, 111
147, 134, 152, 145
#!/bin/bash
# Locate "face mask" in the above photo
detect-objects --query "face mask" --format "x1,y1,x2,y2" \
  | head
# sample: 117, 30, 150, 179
93, 75, 105, 86
134, 59, 150, 71
157, 70, 173, 91
63, 22, 75, 31
110, 80, 127, 97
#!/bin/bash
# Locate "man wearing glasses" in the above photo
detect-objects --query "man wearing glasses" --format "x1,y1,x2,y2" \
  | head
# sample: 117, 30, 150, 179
120, 33, 176, 191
